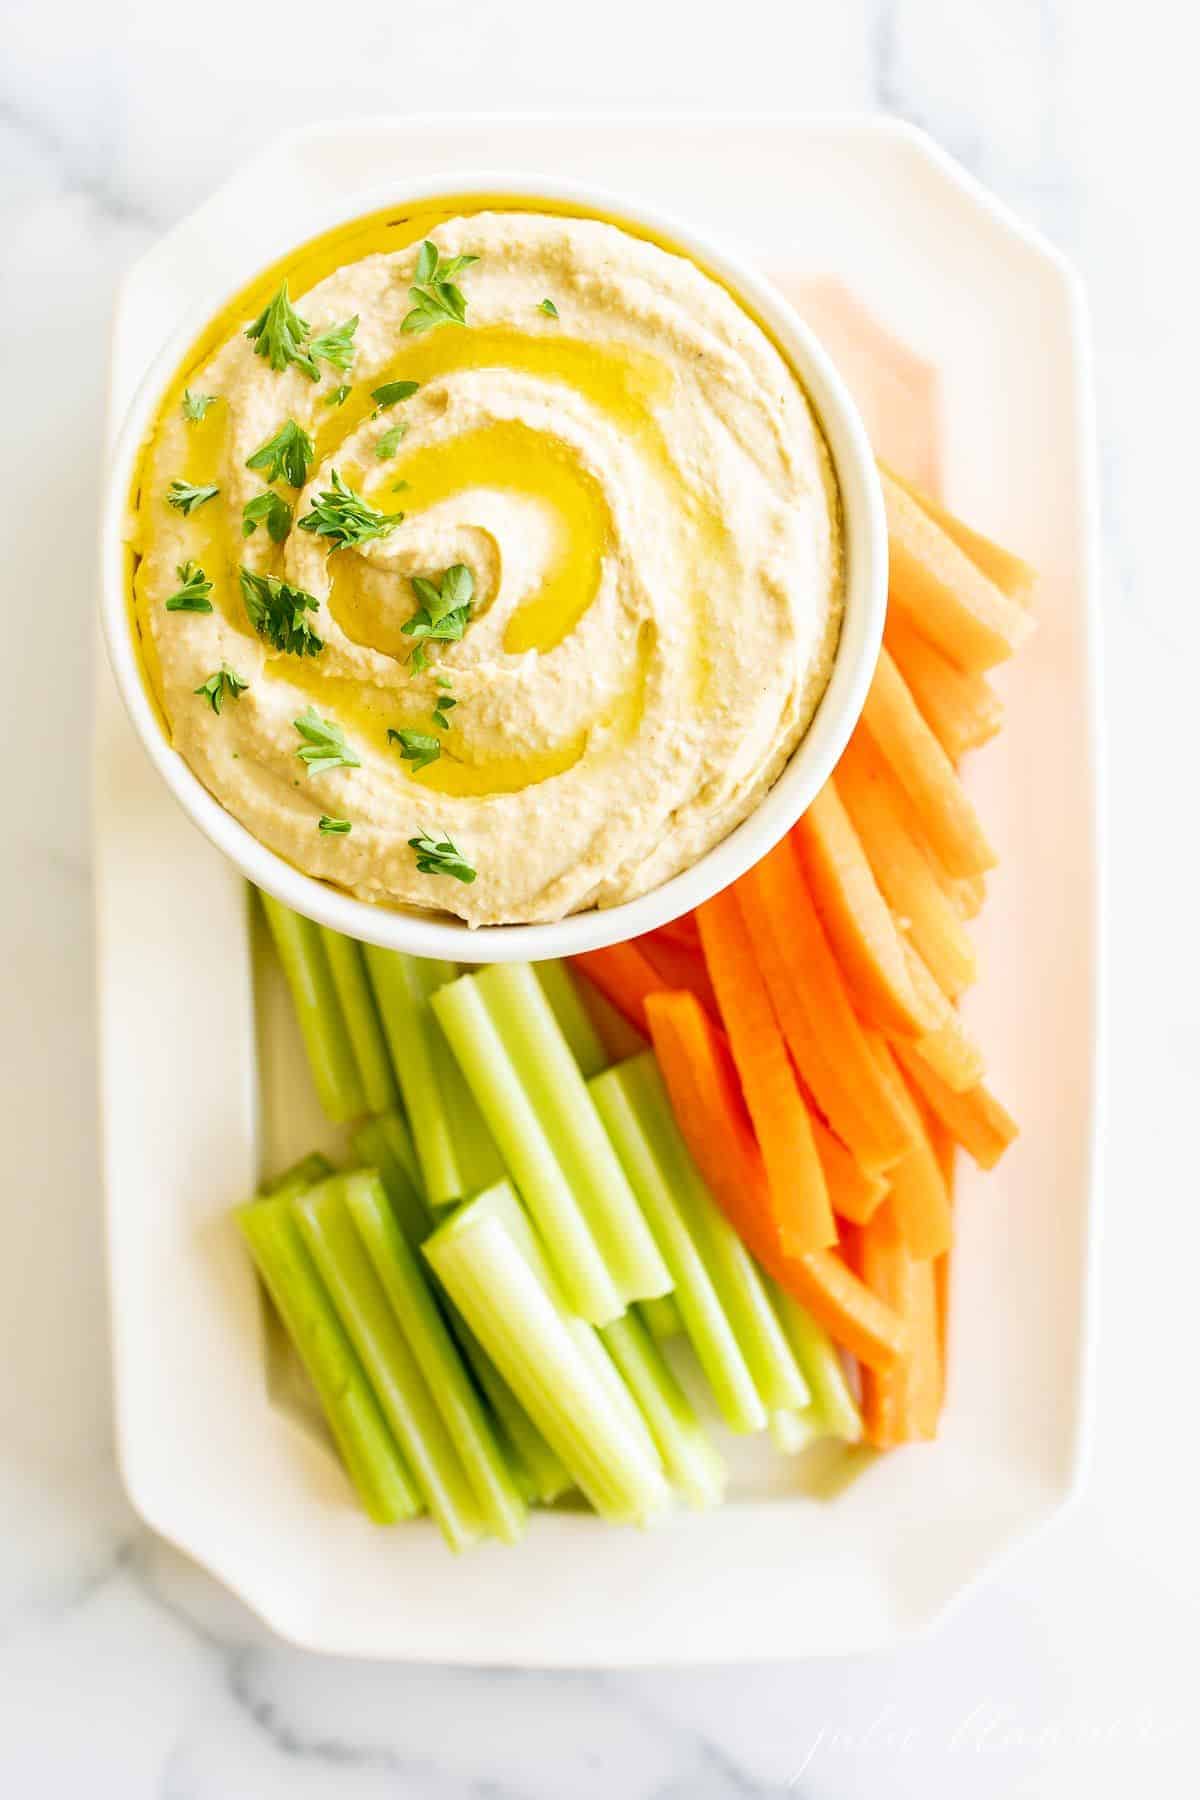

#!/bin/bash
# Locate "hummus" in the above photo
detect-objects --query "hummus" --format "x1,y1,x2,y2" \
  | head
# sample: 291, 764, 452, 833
131, 208, 843, 925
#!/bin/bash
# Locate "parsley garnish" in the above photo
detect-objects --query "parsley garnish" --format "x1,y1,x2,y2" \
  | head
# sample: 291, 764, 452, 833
308, 315, 358, 374
371, 380, 420, 409
166, 480, 219, 516
318, 815, 352, 835
239, 568, 323, 657
432, 693, 457, 731
245, 282, 358, 381
241, 491, 293, 542
408, 830, 476, 884
182, 389, 217, 421
194, 665, 248, 713
246, 418, 314, 488
538, 298, 559, 319
293, 707, 360, 776
402, 240, 479, 335
388, 728, 441, 772
325, 384, 352, 408
165, 560, 214, 613
375, 421, 407, 460
402, 563, 473, 660
297, 469, 404, 551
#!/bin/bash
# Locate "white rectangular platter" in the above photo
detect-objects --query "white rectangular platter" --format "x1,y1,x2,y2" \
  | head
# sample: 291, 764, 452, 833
94, 115, 1101, 1662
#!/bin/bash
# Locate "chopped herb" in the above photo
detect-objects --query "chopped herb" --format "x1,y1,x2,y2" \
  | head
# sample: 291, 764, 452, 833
165, 559, 214, 613
391, 479, 411, 493
318, 815, 352, 835
402, 240, 479, 335
408, 830, 476, 884
293, 706, 361, 776
193, 665, 248, 713
434, 672, 454, 689
432, 694, 457, 731
308, 314, 359, 374
166, 480, 219, 516
246, 418, 314, 487
388, 727, 441, 772
244, 281, 316, 377
538, 298, 559, 319
324, 384, 352, 408
182, 389, 217, 421
241, 490, 293, 542
375, 421, 407, 460
239, 567, 323, 657
371, 379, 420, 409
297, 468, 404, 551
402, 562, 474, 666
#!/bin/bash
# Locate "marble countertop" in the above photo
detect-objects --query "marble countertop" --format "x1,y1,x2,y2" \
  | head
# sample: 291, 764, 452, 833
3, 2, 1197, 1794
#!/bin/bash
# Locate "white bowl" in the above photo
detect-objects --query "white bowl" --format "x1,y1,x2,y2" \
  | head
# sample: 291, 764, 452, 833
100, 172, 886, 961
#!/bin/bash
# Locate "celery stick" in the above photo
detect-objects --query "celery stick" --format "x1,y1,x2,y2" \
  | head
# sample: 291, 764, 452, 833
534, 961, 609, 1078
259, 893, 366, 1123
364, 948, 501, 1207
424, 1191, 669, 1523
601, 1312, 726, 1509
590, 1057, 767, 1433
640, 1294, 684, 1341
769, 1283, 863, 1443
770, 1407, 827, 1456
344, 1171, 527, 1543
431, 975, 623, 1324
261, 1152, 334, 1198
475, 964, 671, 1303
236, 1197, 419, 1523
294, 1178, 485, 1551
353, 1113, 430, 1248
320, 928, 401, 1116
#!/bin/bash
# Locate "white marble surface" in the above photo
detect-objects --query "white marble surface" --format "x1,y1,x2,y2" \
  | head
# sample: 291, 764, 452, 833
2, 2, 1197, 1793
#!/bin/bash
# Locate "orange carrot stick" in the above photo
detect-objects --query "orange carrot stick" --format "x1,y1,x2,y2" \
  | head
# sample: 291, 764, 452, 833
861, 650, 997, 879
834, 730, 977, 998
645, 991, 906, 1370
697, 889, 835, 1254
880, 465, 1034, 671
809, 1111, 888, 1226
570, 943, 663, 1036
908, 1256, 943, 1438
637, 931, 719, 1021
884, 612, 1003, 761
847, 1200, 940, 1445
793, 785, 938, 1038
897, 939, 985, 1093
867, 1037, 954, 1259
893, 1039, 1018, 1170
881, 462, 1037, 608
649, 912, 702, 952
737, 838, 916, 1171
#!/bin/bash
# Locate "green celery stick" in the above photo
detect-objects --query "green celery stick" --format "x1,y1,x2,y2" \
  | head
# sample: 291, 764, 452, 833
236, 1196, 419, 1523
769, 1407, 827, 1455
344, 1171, 527, 1542
259, 893, 366, 1123
431, 975, 623, 1324
769, 1283, 863, 1442
639, 1294, 685, 1341
364, 948, 501, 1206
424, 1186, 669, 1523
590, 1056, 767, 1433
294, 1178, 486, 1552
320, 928, 401, 1115
261, 1152, 334, 1198
534, 961, 609, 1078
601, 1312, 725, 1508
353, 1113, 430, 1247
475, 964, 671, 1303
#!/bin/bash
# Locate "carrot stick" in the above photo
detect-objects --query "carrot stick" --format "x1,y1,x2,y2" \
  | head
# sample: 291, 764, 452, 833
881, 462, 1037, 607
947, 872, 986, 920
571, 943, 663, 1036
834, 730, 977, 998
884, 612, 1004, 761
637, 932, 719, 1021
793, 785, 938, 1038
846, 1201, 940, 1445
893, 1039, 1018, 1170
861, 650, 997, 879
645, 991, 907, 1371
908, 1256, 943, 1438
737, 838, 915, 1171
867, 1037, 954, 1259
897, 940, 985, 1093
809, 1111, 888, 1226
649, 913, 702, 952
880, 465, 1034, 671
697, 889, 835, 1254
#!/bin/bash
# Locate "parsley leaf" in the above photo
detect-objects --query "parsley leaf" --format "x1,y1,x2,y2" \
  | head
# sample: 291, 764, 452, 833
308, 314, 358, 374
538, 298, 559, 318
293, 706, 361, 776
324, 384, 352, 408
246, 418, 314, 487
402, 563, 474, 665
241, 490, 293, 542
371, 380, 420, 409
387, 727, 441, 772
182, 389, 217, 421
165, 560, 214, 613
245, 281, 316, 377
193, 665, 248, 713
402, 241, 479, 335
166, 480, 219, 516
297, 469, 404, 551
432, 694, 457, 731
375, 421, 407, 460
408, 830, 476, 884
239, 567, 323, 657
318, 815, 352, 835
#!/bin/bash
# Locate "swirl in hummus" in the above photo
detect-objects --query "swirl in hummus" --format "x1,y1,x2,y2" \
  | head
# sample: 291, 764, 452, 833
130, 208, 843, 926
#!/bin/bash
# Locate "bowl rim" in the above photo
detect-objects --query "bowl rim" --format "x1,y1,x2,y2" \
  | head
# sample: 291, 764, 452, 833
99, 169, 887, 961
